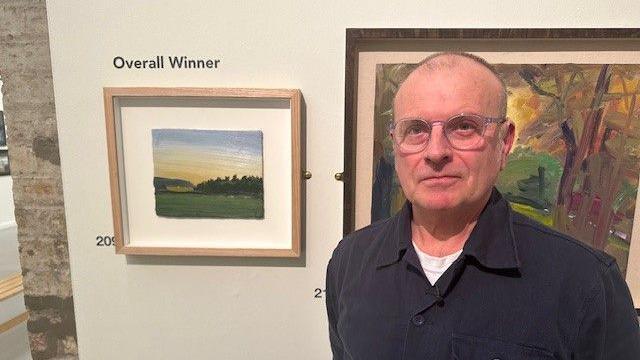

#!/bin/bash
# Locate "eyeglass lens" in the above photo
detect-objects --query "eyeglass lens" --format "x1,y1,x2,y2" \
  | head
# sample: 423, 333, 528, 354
395, 115, 485, 151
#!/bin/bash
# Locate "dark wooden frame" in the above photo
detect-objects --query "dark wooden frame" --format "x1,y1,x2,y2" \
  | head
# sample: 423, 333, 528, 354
343, 28, 640, 236
343, 28, 640, 313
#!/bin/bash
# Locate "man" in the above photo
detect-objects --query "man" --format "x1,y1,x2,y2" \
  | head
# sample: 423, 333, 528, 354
326, 52, 640, 359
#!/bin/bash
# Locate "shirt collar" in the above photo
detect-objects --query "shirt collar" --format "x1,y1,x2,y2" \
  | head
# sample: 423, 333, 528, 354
375, 188, 520, 270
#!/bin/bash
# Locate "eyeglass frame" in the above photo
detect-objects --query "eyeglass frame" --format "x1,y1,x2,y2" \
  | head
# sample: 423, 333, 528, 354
388, 113, 507, 153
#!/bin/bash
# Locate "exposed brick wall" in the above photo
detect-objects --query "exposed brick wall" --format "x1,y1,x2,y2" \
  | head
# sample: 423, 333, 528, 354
0, 1, 78, 359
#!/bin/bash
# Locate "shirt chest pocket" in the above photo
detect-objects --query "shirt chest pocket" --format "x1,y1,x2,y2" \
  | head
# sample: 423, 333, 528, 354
451, 334, 556, 360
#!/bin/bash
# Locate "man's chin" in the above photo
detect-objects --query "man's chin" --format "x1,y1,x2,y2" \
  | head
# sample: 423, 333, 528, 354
410, 194, 461, 212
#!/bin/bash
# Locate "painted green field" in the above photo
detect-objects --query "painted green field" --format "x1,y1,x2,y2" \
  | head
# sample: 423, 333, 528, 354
510, 202, 553, 227
155, 192, 264, 219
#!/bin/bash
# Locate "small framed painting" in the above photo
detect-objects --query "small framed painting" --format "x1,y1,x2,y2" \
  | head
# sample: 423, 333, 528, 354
104, 87, 302, 257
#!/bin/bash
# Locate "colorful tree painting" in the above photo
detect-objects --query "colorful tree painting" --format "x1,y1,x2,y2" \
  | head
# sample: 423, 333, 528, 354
371, 63, 640, 275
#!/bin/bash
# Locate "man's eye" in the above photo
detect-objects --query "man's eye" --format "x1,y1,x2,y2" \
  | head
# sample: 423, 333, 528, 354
450, 119, 481, 134
403, 122, 428, 136
407, 126, 425, 134
457, 122, 475, 131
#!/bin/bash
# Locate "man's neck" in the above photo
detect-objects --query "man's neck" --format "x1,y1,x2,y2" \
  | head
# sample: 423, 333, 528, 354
410, 192, 491, 257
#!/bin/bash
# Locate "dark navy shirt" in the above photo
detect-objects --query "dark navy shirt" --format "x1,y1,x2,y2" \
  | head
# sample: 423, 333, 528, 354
326, 189, 640, 359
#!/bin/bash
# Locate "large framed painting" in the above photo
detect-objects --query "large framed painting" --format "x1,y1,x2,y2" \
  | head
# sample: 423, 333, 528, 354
343, 28, 640, 307
104, 87, 302, 257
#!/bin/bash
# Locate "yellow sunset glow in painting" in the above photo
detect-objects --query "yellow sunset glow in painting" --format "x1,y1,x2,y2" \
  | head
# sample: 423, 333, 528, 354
152, 129, 263, 185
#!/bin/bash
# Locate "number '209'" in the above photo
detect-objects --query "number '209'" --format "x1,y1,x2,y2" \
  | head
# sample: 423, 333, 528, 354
96, 236, 115, 246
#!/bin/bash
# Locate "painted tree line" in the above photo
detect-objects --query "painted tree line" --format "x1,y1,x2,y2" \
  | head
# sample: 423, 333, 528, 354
194, 175, 263, 197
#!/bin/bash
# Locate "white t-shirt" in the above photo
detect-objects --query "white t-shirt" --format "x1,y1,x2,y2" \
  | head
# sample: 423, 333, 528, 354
412, 241, 463, 285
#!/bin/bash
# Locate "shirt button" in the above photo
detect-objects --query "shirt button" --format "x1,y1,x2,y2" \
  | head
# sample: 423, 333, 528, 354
412, 315, 425, 326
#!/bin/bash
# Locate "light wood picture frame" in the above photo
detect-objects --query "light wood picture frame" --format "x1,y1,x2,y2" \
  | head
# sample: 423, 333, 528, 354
104, 87, 302, 257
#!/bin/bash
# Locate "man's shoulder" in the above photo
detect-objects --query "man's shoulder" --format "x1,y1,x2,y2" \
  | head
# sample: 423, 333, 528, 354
331, 216, 395, 260
510, 210, 616, 270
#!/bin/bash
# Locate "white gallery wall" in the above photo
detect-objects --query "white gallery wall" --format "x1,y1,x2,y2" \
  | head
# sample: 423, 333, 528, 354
45, 1, 640, 359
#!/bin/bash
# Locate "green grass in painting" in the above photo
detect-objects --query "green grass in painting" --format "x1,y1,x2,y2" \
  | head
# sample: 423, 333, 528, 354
509, 202, 553, 227
510, 202, 630, 254
608, 235, 630, 252
496, 147, 563, 210
155, 192, 264, 219
165, 185, 194, 193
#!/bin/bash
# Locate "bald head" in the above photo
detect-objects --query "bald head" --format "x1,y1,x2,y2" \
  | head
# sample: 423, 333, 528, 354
394, 53, 507, 119
391, 52, 516, 215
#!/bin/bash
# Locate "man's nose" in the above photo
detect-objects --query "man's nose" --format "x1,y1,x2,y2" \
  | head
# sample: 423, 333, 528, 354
423, 125, 452, 164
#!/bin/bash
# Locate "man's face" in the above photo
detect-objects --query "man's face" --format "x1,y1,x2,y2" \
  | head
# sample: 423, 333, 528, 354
393, 62, 514, 213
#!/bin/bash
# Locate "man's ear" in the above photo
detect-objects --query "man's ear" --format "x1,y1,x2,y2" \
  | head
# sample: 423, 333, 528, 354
499, 120, 516, 171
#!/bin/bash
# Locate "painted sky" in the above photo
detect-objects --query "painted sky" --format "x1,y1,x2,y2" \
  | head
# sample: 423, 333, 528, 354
152, 129, 263, 185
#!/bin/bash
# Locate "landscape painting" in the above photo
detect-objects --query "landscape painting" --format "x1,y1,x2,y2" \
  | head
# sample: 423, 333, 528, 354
371, 62, 640, 275
152, 128, 264, 219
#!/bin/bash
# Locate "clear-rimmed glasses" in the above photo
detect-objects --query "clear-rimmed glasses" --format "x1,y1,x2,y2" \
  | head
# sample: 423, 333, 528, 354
388, 113, 506, 153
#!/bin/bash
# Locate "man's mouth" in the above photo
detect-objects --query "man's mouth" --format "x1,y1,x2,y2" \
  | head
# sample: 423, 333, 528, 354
421, 175, 460, 186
